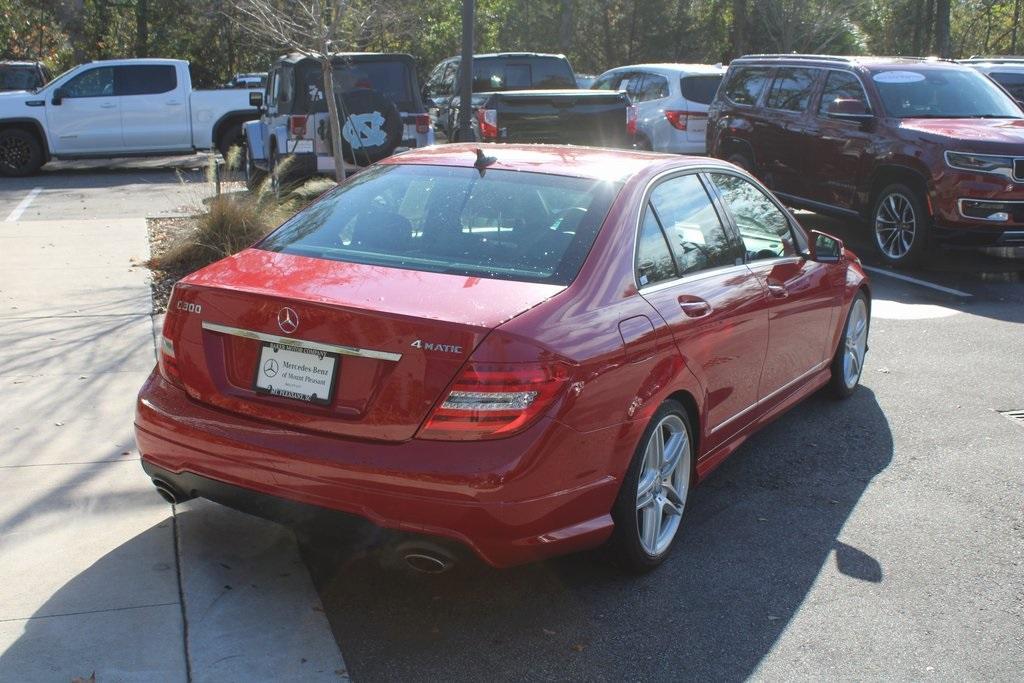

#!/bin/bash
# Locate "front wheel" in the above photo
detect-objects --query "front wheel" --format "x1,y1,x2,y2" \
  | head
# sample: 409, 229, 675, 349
827, 291, 870, 399
608, 400, 693, 572
871, 183, 930, 267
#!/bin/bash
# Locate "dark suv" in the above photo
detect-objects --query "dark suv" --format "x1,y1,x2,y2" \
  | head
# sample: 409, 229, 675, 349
707, 55, 1024, 265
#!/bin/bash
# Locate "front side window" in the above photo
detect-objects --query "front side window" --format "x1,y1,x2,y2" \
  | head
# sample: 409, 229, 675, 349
765, 68, 818, 112
723, 67, 771, 106
591, 72, 622, 91
650, 174, 742, 275
709, 173, 796, 261
818, 70, 869, 115
63, 67, 114, 98
260, 164, 621, 286
636, 204, 677, 287
115, 65, 177, 96
873, 68, 1022, 119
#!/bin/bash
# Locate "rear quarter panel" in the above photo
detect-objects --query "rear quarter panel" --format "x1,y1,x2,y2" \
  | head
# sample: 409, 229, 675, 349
188, 89, 259, 149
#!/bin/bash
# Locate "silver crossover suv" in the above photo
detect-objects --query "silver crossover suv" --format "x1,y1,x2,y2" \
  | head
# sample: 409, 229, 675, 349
592, 63, 725, 154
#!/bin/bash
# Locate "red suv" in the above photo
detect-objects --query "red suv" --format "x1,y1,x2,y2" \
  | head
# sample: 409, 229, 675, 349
707, 55, 1024, 266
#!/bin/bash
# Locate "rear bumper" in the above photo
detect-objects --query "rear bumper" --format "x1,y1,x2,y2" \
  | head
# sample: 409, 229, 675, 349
134, 370, 624, 567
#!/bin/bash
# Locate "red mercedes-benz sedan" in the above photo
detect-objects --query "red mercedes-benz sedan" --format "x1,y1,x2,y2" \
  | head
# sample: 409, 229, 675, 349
135, 143, 870, 572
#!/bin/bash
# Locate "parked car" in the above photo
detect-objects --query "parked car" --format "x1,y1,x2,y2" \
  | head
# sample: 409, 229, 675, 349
423, 52, 577, 139
136, 143, 870, 573
592, 63, 725, 154
707, 54, 1024, 266
224, 72, 268, 89
0, 60, 51, 91
0, 58, 260, 176
472, 89, 635, 147
960, 57, 1024, 102
244, 52, 433, 188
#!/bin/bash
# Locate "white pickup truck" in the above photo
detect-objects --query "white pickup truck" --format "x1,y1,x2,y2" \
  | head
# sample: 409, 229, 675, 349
0, 58, 260, 176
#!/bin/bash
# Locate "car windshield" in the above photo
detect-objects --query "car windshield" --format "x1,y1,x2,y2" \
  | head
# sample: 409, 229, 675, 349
259, 164, 620, 285
873, 68, 1023, 119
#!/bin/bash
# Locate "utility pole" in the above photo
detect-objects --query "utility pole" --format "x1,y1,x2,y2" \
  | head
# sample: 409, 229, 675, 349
454, 0, 477, 142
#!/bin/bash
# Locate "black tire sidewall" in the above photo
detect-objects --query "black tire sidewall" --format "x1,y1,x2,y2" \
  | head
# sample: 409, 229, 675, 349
609, 399, 693, 572
871, 183, 930, 267
218, 122, 244, 161
727, 152, 754, 173
337, 89, 402, 166
0, 129, 43, 177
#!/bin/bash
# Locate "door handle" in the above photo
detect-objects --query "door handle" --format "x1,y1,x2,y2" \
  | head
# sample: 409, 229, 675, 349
767, 283, 789, 298
99, 102, 116, 109
678, 297, 712, 318
166, 100, 182, 106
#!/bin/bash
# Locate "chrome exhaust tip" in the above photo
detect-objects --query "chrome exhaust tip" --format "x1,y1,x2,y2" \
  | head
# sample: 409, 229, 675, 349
398, 542, 457, 574
152, 479, 190, 505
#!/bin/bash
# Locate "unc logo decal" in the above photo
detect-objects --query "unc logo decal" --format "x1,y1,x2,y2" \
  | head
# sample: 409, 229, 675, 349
342, 112, 387, 148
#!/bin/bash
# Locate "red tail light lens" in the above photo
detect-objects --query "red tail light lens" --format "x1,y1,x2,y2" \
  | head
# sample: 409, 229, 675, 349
289, 115, 308, 138
476, 108, 499, 140
626, 105, 639, 137
415, 114, 431, 135
664, 110, 707, 131
157, 334, 185, 390
417, 362, 571, 441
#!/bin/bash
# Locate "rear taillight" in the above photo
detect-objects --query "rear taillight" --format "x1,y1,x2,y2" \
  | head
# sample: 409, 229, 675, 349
289, 115, 308, 138
415, 113, 431, 135
626, 105, 639, 137
417, 362, 570, 441
664, 110, 707, 131
157, 334, 185, 390
476, 108, 499, 140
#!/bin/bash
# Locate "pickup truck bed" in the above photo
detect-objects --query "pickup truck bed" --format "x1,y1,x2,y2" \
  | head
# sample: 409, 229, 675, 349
475, 89, 633, 148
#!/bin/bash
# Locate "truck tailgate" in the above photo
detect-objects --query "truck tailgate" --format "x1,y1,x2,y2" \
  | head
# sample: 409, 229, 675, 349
487, 90, 631, 148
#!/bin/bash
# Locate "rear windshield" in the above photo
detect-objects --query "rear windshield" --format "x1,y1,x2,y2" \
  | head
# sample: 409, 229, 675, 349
0, 66, 42, 90
259, 164, 621, 285
472, 56, 575, 92
301, 60, 415, 112
680, 75, 723, 104
872, 68, 1022, 118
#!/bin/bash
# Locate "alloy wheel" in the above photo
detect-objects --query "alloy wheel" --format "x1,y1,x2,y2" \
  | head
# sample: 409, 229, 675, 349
635, 414, 691, 556
874, 192, 916, 260
843, 297, 869, 389
0, 134, 30, 172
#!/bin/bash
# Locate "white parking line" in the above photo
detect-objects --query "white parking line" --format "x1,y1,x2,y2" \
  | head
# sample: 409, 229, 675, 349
862, 265, 973, 298
5, 187, 42, 222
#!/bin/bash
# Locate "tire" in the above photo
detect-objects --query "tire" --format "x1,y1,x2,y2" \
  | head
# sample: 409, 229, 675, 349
726, 152, 754, 173
608, 400, 694, 572
217, 122, 244, 164
827, 291, 870, 399
0, 128, 44, 177
633, 134, 652, 152
336, 88, 403, 166
871, 183, 930, 267
245, 144, 267, 192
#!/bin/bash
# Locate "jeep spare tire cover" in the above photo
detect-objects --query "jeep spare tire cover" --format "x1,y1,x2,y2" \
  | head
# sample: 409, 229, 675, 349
336, 89, 402, 166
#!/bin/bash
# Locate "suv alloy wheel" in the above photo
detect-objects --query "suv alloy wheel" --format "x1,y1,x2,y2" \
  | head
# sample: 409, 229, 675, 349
872, 183, 930, 266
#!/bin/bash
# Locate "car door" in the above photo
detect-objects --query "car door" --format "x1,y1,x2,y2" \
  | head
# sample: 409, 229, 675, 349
801, 69, 874, 210
117, 64, 191, 151
707, 171, 840, 404
636, 172, 770, 447
634, 72, 671, 150
758, 67, 820, 197
44, 65, 122, 154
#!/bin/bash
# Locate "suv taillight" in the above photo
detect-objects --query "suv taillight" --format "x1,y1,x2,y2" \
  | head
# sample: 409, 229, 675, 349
664, 110, 707, 131
476, 108, 499, 140
626, 105, 639, 137
289, 115, 308, 138
417, 362, 570, 441
415, 114, 431, 135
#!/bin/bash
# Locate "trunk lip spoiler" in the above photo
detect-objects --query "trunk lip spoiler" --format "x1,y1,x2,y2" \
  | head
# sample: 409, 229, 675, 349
201, 321, 403, 362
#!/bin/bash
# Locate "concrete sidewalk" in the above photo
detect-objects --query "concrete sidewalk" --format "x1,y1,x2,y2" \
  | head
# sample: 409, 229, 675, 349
0, 216, 345, 681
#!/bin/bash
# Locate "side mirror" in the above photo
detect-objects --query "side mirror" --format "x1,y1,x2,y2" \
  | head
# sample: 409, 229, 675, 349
809, 230, 844, 263
249, 91, 263, 108
51, 88, 66, 105
826, 98, 872, 123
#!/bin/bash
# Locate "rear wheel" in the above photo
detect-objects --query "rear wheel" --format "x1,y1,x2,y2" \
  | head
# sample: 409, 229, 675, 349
608, 400, 693, 572
726, 152, 753, 173
872, 183, 930, 267
0, 128, 44, 177
827, 291, 869, 399
217, 122, 244, 164
633, 134, 652, 152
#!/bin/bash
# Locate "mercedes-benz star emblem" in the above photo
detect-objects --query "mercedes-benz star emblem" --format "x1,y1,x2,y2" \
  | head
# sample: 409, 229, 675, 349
277, 307, 299, 334
263, 358, 279, 377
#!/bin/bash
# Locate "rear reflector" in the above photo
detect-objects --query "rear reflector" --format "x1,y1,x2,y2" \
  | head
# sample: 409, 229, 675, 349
415, 114, 431, 135
417, 362, 570, 440
290, 115, 308, 138
477, 108, 499, 140
627, 105, 639, 137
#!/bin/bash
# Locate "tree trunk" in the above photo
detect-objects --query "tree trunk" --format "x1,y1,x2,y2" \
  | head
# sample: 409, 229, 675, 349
1013, 0, 1020, 53
731, 0, 747, 60
558, 0, 574, 55
934, 0, 951, 58
135, 0, 149, 57
321, 56, 347, 183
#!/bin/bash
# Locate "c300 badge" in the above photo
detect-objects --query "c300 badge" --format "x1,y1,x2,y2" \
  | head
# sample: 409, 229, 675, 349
411, 339, 463, 354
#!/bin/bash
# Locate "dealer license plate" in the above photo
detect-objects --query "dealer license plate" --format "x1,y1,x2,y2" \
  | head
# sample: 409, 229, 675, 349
253, 342, 338, 405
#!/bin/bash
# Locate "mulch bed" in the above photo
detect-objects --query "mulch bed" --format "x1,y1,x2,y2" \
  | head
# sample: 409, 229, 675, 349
146, 216, 199, 313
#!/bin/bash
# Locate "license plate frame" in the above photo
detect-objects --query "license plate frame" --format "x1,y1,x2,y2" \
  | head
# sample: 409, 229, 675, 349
252, 342, 339, 406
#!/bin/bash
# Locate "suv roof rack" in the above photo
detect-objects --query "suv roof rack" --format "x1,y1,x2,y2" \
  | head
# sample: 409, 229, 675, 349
734, 54, 859, 64
732, 53, 958, 65
962, 56, 1024, 63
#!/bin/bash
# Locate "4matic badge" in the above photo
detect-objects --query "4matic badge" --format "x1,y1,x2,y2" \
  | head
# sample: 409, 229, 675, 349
411, 339, 463, 354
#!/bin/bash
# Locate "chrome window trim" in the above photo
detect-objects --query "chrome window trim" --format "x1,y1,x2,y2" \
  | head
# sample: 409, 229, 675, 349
710, 359, 830, 434
201, 322, 403, 362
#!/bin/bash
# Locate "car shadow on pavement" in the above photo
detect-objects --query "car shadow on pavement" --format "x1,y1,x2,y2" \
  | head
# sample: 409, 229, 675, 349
300, 387, 893, 681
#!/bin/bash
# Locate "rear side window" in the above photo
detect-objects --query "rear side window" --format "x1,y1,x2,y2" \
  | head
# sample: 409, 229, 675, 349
818, 71, 869, 115
765, 68, 817, 112
991, 71, 1024, 101
681, 75, 723, 104
636, 204, 677, 286
260, 164, 620, 286
591, 72, 623, 90
637, 74, 669, 102
115, 65, 177, 96
709, 173, 796, 260
724, 67, 771, 106
650, 174, 742, 275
